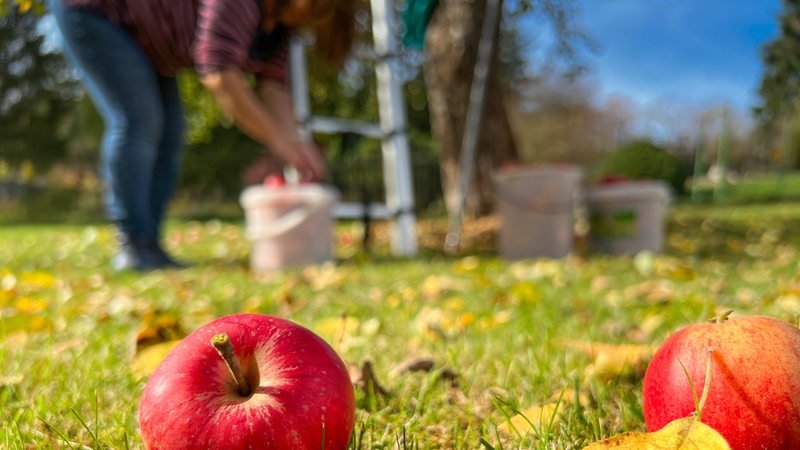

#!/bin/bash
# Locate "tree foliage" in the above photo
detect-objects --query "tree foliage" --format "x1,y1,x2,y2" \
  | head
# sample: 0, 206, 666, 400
0, 7, 82, 172
757, 0, 800, 125
756, 0, 800, 168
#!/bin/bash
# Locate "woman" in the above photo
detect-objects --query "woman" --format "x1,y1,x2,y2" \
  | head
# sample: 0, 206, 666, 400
49, 0, 355, 271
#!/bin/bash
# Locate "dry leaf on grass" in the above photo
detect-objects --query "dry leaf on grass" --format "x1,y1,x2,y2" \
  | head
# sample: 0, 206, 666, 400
130, 340, 181, 379
582, 417, 731, 449
391, 357, 460, 387
563, 340, 654, 380
130, 310, 187, 378
497, 402, 564, 437
349, 360, 390, 398
496, 386, 584, 439
135, 310, 186, 352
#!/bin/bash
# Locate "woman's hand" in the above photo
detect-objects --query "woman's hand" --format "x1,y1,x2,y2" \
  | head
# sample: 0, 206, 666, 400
270, 138, 327, 182
200, 69, 327, 180
257, 79, 327, 181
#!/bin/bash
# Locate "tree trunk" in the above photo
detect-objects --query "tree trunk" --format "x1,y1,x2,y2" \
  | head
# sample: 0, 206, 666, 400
423, 0, 518, 217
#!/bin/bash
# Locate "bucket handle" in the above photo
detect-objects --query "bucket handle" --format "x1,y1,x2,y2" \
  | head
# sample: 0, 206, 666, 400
246, 194, 331, 240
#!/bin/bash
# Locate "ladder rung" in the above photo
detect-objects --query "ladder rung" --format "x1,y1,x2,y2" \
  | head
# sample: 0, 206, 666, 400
351, 43, 402, 62
306, 117, 384, 139
332, 202, 392, 219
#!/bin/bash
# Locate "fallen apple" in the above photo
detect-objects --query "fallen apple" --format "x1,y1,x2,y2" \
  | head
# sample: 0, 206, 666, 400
642, 313, 800, 450
138, 313, 355, 449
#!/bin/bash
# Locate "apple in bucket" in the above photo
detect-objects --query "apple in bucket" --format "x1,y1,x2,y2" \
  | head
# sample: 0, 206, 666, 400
642, 313, 800, 450
138, 314, 355, 449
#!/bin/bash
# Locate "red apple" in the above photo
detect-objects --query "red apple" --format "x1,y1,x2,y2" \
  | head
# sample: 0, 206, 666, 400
642, 314, 800, 450
138, 314, 355, 449
263, 173, 286, 188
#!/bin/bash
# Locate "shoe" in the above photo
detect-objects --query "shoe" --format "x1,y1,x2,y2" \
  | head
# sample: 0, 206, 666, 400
112, 234, 161, 271
149, 242, 189, 269
112, 234, 188, 271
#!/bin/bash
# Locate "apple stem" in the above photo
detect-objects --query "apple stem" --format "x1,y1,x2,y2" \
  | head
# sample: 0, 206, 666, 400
211, 333, 251, 397
708, 310, 733, 324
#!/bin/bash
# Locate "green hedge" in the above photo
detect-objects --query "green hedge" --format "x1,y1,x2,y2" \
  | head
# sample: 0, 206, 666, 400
597, 140, 690, 194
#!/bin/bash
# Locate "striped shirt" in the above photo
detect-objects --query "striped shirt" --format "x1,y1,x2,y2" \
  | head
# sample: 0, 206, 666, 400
64, 0, 289, 84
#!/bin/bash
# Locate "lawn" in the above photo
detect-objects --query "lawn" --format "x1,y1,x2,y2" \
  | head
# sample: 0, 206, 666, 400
2, 200, 800, 449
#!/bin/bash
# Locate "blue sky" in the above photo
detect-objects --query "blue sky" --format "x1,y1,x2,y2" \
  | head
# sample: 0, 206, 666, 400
534, 0, 783, 136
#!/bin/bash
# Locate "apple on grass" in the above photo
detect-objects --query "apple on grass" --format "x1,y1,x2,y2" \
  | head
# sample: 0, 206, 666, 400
642, 313, 800, 450
138, 314, 355, 450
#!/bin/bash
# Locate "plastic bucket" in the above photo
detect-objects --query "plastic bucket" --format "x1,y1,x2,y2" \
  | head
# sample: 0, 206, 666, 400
493, 165, 583, 259
240, 183, 338, 272
585, 181, 671, 255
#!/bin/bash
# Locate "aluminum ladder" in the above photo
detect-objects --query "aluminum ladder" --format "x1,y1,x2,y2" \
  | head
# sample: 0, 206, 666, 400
289, 0, 418, 257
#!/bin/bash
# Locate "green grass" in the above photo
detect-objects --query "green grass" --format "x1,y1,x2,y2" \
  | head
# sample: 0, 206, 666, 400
2, 202, 800, 449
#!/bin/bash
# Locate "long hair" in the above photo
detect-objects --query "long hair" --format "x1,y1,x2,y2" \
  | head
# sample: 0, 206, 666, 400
264, 0, 357, 68
310, 0, 356, 68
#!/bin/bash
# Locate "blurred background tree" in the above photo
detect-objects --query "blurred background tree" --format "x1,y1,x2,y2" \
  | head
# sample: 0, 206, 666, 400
0, 5, 81, 174
423, 0, 590, 216
756, 0, 800, 170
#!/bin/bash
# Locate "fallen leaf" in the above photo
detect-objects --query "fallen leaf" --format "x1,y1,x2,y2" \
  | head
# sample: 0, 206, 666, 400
498, 402, 564, 437
390, 357, 460, 387
453, 256, 482, 272
135, 310, 186, 351
13, 296, 48, 314
582, 417, 731, 449
315, 316, 360, 340
477, 310, 512, 331
0, 374, 23, 388
0, 313, 51, 336
302, 263, 350, 290
421, 275, 444, 300
563, 340, 654, 380
349, 360, 390, 398
130, 340, 181, 379
18, 270, 58, 289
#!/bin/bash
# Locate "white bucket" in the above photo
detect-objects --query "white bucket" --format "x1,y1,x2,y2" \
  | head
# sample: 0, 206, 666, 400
240, 183, 338, 272
585, 181, 671, 255
493, 165, 583, 259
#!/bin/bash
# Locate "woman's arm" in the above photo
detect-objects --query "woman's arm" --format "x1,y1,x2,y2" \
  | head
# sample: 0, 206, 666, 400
200, 68, 326, 180
256, 79, 303, 143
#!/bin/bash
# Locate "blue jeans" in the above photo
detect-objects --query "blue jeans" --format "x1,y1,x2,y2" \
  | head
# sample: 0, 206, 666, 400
50, 0, 185, 239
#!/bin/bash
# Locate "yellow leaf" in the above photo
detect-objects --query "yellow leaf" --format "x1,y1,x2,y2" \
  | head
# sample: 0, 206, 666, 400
19, 270, 57, 289
302, 264, 350, 290
415, 305, 473, 341
453, 256, 481, 272
315, 316, 360, 340
443, 297, 465, 311
582, 417, 731, 449
130, 340, 181, 379
498, 402, 563, 437
135, 311, 186, 351
509, 281, 543, 304
415, 307, 448, 341
0, 314, 50, 335
13, 296, 47, 314
421, 275, 443, 300
563, 340, 654, 380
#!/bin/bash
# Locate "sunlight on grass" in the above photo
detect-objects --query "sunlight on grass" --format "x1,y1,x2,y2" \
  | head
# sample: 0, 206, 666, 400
2, 204, 800, 448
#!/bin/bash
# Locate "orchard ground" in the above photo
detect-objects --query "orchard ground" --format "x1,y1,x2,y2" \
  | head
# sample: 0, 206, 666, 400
3, 196, 800, 448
